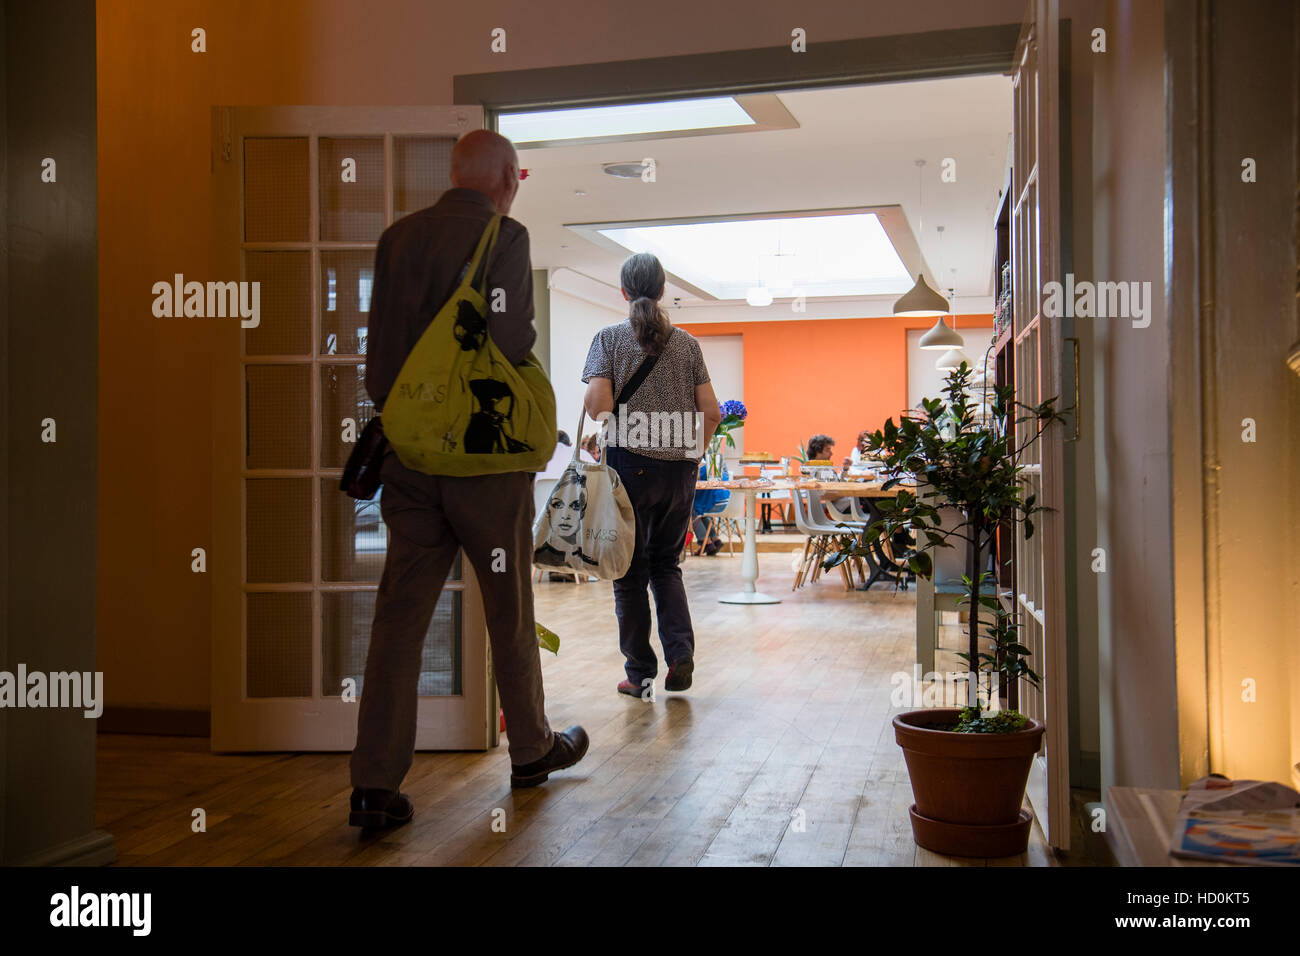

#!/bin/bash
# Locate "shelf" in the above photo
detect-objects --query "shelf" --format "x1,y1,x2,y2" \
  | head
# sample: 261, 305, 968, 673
992, 323, 1015, 357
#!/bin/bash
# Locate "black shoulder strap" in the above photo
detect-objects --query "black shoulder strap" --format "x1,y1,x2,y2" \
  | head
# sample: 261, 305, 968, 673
616, 351, 660, 406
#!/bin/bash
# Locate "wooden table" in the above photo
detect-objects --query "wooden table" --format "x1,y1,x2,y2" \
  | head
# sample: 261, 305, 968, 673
1105, 787, 1230, 866
694, 477, 903, 604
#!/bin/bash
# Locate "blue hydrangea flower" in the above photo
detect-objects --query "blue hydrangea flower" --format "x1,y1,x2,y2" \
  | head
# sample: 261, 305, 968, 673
719, 399, 747, 421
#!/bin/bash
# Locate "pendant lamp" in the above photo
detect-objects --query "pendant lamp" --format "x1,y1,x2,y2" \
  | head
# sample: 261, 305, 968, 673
896, 171, 958, 333
936, 347, 971, 371
894, 272, 951, 317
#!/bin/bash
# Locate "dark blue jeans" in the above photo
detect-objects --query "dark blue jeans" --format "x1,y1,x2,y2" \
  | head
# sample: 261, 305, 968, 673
605, 446, 698, 683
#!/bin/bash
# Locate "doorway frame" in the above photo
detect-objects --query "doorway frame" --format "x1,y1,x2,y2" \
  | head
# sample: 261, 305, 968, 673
454, 25, 1021, 109
453, 21, 1088, 850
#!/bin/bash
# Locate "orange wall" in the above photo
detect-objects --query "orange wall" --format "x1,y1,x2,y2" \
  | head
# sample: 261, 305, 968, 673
679, 315, 990, 461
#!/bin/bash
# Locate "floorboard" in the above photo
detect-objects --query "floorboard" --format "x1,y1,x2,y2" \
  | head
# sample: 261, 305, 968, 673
96, 555, 1076, 866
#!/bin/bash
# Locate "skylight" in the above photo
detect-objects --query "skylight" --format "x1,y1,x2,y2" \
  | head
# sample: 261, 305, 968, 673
498, 97, 755, 146
595, 214, 913, 300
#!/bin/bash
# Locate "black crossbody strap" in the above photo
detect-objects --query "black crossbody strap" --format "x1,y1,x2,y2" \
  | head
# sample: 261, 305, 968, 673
615, 351, 660, 406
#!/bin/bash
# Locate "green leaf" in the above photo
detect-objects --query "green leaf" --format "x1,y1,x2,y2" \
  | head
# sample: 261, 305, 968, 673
536, 622, 560, 655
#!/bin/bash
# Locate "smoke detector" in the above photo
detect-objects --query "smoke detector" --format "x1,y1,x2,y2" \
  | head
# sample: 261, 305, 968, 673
602, 161, 650, 179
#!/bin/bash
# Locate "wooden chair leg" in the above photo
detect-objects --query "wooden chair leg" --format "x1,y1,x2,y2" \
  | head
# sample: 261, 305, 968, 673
793, 536, 813, 589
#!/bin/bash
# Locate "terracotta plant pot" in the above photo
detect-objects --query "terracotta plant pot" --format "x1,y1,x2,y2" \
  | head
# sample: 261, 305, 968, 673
892, 707, 1045, 857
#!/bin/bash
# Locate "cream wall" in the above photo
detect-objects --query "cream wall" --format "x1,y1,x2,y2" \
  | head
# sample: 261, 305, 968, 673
547, 287, 622, 461
905, 326, 995, 412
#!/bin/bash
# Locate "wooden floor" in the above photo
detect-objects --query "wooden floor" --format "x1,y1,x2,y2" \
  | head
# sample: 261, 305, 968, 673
98, 555, 1068, 866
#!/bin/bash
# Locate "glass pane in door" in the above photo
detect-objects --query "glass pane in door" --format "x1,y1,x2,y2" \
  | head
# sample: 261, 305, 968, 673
319, 137, 385, 241
245, 251, 312, 356
246, 364, 311, 469
244, 137, 310, 242
246, 478, 312, 583
393, 136, 455, 219
321, 589, 463, 698
246, 591, 313, 697
320, 248, 374, 356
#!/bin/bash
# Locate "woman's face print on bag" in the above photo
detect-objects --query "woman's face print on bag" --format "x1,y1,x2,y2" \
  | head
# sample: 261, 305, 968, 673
546, 473, 587, 542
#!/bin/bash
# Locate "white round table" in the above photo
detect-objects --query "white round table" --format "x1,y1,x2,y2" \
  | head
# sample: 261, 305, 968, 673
696, 477, 898, 605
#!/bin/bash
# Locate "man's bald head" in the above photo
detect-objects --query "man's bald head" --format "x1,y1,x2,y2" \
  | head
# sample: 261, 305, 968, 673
451, 129, 520, 214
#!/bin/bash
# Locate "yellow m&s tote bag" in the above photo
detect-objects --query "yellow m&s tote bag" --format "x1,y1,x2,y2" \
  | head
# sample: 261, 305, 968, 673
382, 215, 557, 476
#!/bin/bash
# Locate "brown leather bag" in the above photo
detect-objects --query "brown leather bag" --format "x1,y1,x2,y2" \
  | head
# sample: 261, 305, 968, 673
339, 416, 388, 500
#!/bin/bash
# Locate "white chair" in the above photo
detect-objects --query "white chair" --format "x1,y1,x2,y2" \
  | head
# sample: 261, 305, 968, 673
817, 493, 870, 584
697, 491, 746, 556
717, 492, 747, 553
692, 493, 728, 556
789, 490, 855, 591
807, 491, 867, 589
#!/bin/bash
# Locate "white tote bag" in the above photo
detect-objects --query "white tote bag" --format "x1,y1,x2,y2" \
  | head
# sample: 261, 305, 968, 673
532, 408, 636, 580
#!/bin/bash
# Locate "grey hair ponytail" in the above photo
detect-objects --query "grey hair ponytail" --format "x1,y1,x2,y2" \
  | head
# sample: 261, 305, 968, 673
620, 253, 672, 356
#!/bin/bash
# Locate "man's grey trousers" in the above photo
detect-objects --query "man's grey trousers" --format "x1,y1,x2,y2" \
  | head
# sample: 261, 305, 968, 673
350, 449, 554, 791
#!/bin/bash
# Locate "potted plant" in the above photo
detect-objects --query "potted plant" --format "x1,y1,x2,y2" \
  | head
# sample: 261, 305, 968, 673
826, 362, 1064, 856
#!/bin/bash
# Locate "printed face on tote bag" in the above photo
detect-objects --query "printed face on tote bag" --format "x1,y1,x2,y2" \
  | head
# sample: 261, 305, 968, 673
531, 407, 637, 580
545, 473, 587, 541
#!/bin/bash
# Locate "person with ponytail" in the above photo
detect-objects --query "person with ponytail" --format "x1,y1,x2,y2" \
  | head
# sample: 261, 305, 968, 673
582, 253, 722, 698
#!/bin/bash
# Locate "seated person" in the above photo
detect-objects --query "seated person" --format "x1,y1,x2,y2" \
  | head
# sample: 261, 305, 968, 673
691, 460, 729, 556
806, 433, 854, 517
806, 433, 835, 465
847, 429, 872, 469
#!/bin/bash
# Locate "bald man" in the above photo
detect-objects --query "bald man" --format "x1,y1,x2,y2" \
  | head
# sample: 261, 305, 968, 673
349, 129, 588, 830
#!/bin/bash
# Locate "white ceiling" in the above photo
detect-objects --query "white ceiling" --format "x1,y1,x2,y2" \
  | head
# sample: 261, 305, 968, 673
508, 73, 1013, 314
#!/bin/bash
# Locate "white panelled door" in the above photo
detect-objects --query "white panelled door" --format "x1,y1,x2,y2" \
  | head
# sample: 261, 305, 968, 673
210, 106, 496, 752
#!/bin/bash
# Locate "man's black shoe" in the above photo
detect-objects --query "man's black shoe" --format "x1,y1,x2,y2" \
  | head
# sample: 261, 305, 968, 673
664, 658, 694, 692
349, 788, 414, 829
510, 725, 589, 789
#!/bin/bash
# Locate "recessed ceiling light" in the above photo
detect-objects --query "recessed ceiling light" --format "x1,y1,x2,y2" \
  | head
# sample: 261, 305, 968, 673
595, 213, 911, 300
573, 189, 586, 197
500, 97, 754, 146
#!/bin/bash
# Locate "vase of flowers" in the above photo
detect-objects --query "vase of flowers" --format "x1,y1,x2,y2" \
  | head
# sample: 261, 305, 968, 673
708, 399, 746, 478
